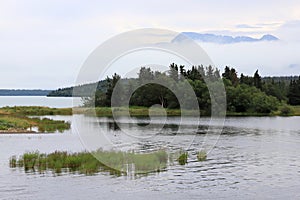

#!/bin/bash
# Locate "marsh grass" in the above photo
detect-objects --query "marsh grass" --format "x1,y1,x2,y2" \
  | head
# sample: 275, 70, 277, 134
79, 107, 199, 117
0, 115, 31, 130
177, 152, 188, 165
10, 149, 169, 176
30, 118, 70, 133
0, 106, 72, 116
197, 151, 207, 161
9, 156, 17, 168
0, 114, 70, 133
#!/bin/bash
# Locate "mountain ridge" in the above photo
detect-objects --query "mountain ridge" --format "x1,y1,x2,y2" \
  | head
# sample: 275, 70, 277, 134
172, 32, 279, 44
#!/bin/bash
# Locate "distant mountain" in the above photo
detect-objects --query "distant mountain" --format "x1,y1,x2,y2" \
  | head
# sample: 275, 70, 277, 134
172, 32, 279, 44
0, 89, 52, 96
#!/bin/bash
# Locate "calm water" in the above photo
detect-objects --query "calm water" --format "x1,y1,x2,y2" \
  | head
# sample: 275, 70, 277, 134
0, 113, 300, 199
0, 96, 82, 108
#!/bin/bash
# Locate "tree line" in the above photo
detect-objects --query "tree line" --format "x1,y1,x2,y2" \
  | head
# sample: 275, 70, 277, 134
82, 63, 300, 114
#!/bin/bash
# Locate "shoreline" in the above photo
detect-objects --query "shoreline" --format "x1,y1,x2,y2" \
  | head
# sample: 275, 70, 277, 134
75, 106, 300, 117
1, 106, 299, 133
0, 129, 36, 134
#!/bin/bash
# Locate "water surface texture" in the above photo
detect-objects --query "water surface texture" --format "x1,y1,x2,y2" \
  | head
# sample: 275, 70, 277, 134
0, 114, 299, 200
0, 96, 81, 108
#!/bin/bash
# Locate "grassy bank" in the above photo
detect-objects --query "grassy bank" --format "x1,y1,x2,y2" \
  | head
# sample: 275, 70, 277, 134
0, 106, 71, 133
0, 106, 72, 116
10, 149, 168, 176
291, 106, 300, 116
2, 105, 300, 118
79, 106, 300, 117
77, 106, 201, 117
1, 105, 299, 133
0, 115, 70, 133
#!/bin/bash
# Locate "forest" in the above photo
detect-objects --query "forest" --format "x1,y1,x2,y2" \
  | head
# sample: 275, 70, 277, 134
77, 63, 299, 115
48, 63, 300, 115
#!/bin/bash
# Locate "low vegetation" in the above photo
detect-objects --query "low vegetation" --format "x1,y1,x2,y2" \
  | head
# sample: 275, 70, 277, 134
197, 151, 207, 161
0, 106, 72, 116
0, 106, 71, 133
0, 115, 31, 131
10, 149, 168, 176
0, 115, 70, 133
178, 152, 188, 165
292, 106, 300, 116
79, 106, 199, 117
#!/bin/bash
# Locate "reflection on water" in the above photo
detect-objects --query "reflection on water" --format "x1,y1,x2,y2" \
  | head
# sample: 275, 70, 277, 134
0, 115, 300, 199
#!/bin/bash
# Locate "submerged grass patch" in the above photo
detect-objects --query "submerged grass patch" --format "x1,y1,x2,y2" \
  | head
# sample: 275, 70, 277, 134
197, 151, 207, 161
10, 149, 169, 176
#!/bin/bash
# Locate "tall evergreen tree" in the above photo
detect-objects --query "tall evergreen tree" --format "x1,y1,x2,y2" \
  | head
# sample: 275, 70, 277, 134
169, 63, 179, 82
105, 73, 122, 106
179, 65, 186, 80
222, 66, 231, 80
253, 70, 262, 89
222, 66, 238, 86
288, 77, 300, 105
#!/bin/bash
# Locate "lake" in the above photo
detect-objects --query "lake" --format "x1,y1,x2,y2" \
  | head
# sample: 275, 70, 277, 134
0, 96, 82, 108
0, 97, 299, 199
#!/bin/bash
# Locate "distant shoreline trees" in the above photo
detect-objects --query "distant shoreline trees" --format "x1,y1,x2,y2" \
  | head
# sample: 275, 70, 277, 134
288, 77, 300, 105
48, 63, 300, 113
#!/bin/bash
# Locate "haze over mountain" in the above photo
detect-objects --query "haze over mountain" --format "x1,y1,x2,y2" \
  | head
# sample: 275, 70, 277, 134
172, 32, 279, 44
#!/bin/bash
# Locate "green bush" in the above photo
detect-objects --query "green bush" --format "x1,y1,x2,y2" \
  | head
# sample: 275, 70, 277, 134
280, 105, 293, 116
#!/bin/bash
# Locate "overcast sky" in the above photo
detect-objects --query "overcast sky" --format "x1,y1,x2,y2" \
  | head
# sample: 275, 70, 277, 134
0, 0, 300, 89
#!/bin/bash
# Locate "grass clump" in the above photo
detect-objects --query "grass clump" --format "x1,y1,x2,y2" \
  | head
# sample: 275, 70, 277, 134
177, 151, 188, 165
197, 151, 207, 161
10, 149, 169, 176
9, 156, 17, 168
30, 118, 70, 133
